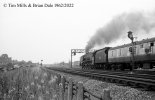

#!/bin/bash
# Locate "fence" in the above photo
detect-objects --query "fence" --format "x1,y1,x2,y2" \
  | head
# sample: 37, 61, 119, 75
58, 75, 112, 100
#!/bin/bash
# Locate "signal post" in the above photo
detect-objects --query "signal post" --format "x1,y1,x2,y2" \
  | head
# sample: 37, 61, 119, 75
128, 31, 136, 71
71, 49, 85, 68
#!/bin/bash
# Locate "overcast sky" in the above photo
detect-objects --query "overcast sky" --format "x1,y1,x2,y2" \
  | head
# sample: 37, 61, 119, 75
0, 0, 155, 64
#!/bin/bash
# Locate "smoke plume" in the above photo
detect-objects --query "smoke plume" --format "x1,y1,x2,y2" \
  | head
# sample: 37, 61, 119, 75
85, 11, 155, 52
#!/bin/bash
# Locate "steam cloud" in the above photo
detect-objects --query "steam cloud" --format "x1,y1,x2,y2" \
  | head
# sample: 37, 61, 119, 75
85, 11, 155, 52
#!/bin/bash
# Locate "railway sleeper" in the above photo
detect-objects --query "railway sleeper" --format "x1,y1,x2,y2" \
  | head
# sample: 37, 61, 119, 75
128, 82, 138, 88
138, 83, 155, 91
105, 78, 111, 82
114, 80, 127, 86
119, 80, 127, 85
109, 78, 114, 83
110, 79, 116, 83
115, 79, 121, 84
96, 76, 102, 81
120, 81, 130, 86
101, 77, 106, 81
150, 85, 155, 91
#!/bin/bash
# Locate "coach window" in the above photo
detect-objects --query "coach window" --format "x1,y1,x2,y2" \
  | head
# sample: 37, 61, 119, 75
111, 51, 114, 57
119, 49, 121, 56
150, 42, 154, 47
140, 44, 143, 48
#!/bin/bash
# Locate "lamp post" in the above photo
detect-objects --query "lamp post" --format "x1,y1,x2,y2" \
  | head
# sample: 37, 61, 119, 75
128, 31, 135, 71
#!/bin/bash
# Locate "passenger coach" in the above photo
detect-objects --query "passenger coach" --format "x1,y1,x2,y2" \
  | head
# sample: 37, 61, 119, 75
108, 37, 155, 70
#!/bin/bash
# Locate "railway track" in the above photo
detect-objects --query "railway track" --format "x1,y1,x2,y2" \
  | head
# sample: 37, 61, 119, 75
46, 67, 155, 91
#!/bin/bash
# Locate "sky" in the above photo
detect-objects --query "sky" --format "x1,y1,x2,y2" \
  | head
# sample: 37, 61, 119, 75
0, 0, 155, 64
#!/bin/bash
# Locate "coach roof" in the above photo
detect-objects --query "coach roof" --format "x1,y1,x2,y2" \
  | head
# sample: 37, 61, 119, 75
109, 37, 155, 50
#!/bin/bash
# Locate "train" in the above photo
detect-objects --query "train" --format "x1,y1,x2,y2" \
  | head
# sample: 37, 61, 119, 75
80, 37, 155, 70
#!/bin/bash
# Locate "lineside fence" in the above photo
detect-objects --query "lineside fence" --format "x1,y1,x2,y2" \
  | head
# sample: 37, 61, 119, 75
58, 75, 112, 100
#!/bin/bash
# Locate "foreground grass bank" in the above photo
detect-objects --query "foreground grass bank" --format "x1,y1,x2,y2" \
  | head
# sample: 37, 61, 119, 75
0, 66, 60, 100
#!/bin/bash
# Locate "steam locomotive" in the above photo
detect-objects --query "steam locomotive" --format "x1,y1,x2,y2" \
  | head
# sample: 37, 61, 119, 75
80, 37, 155, 70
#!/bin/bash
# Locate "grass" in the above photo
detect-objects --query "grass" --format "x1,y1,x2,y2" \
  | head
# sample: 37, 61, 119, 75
0, 66, 60, 100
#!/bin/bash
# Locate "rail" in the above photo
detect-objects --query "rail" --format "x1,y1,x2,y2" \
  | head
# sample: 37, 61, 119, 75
46, 67, 155, 90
